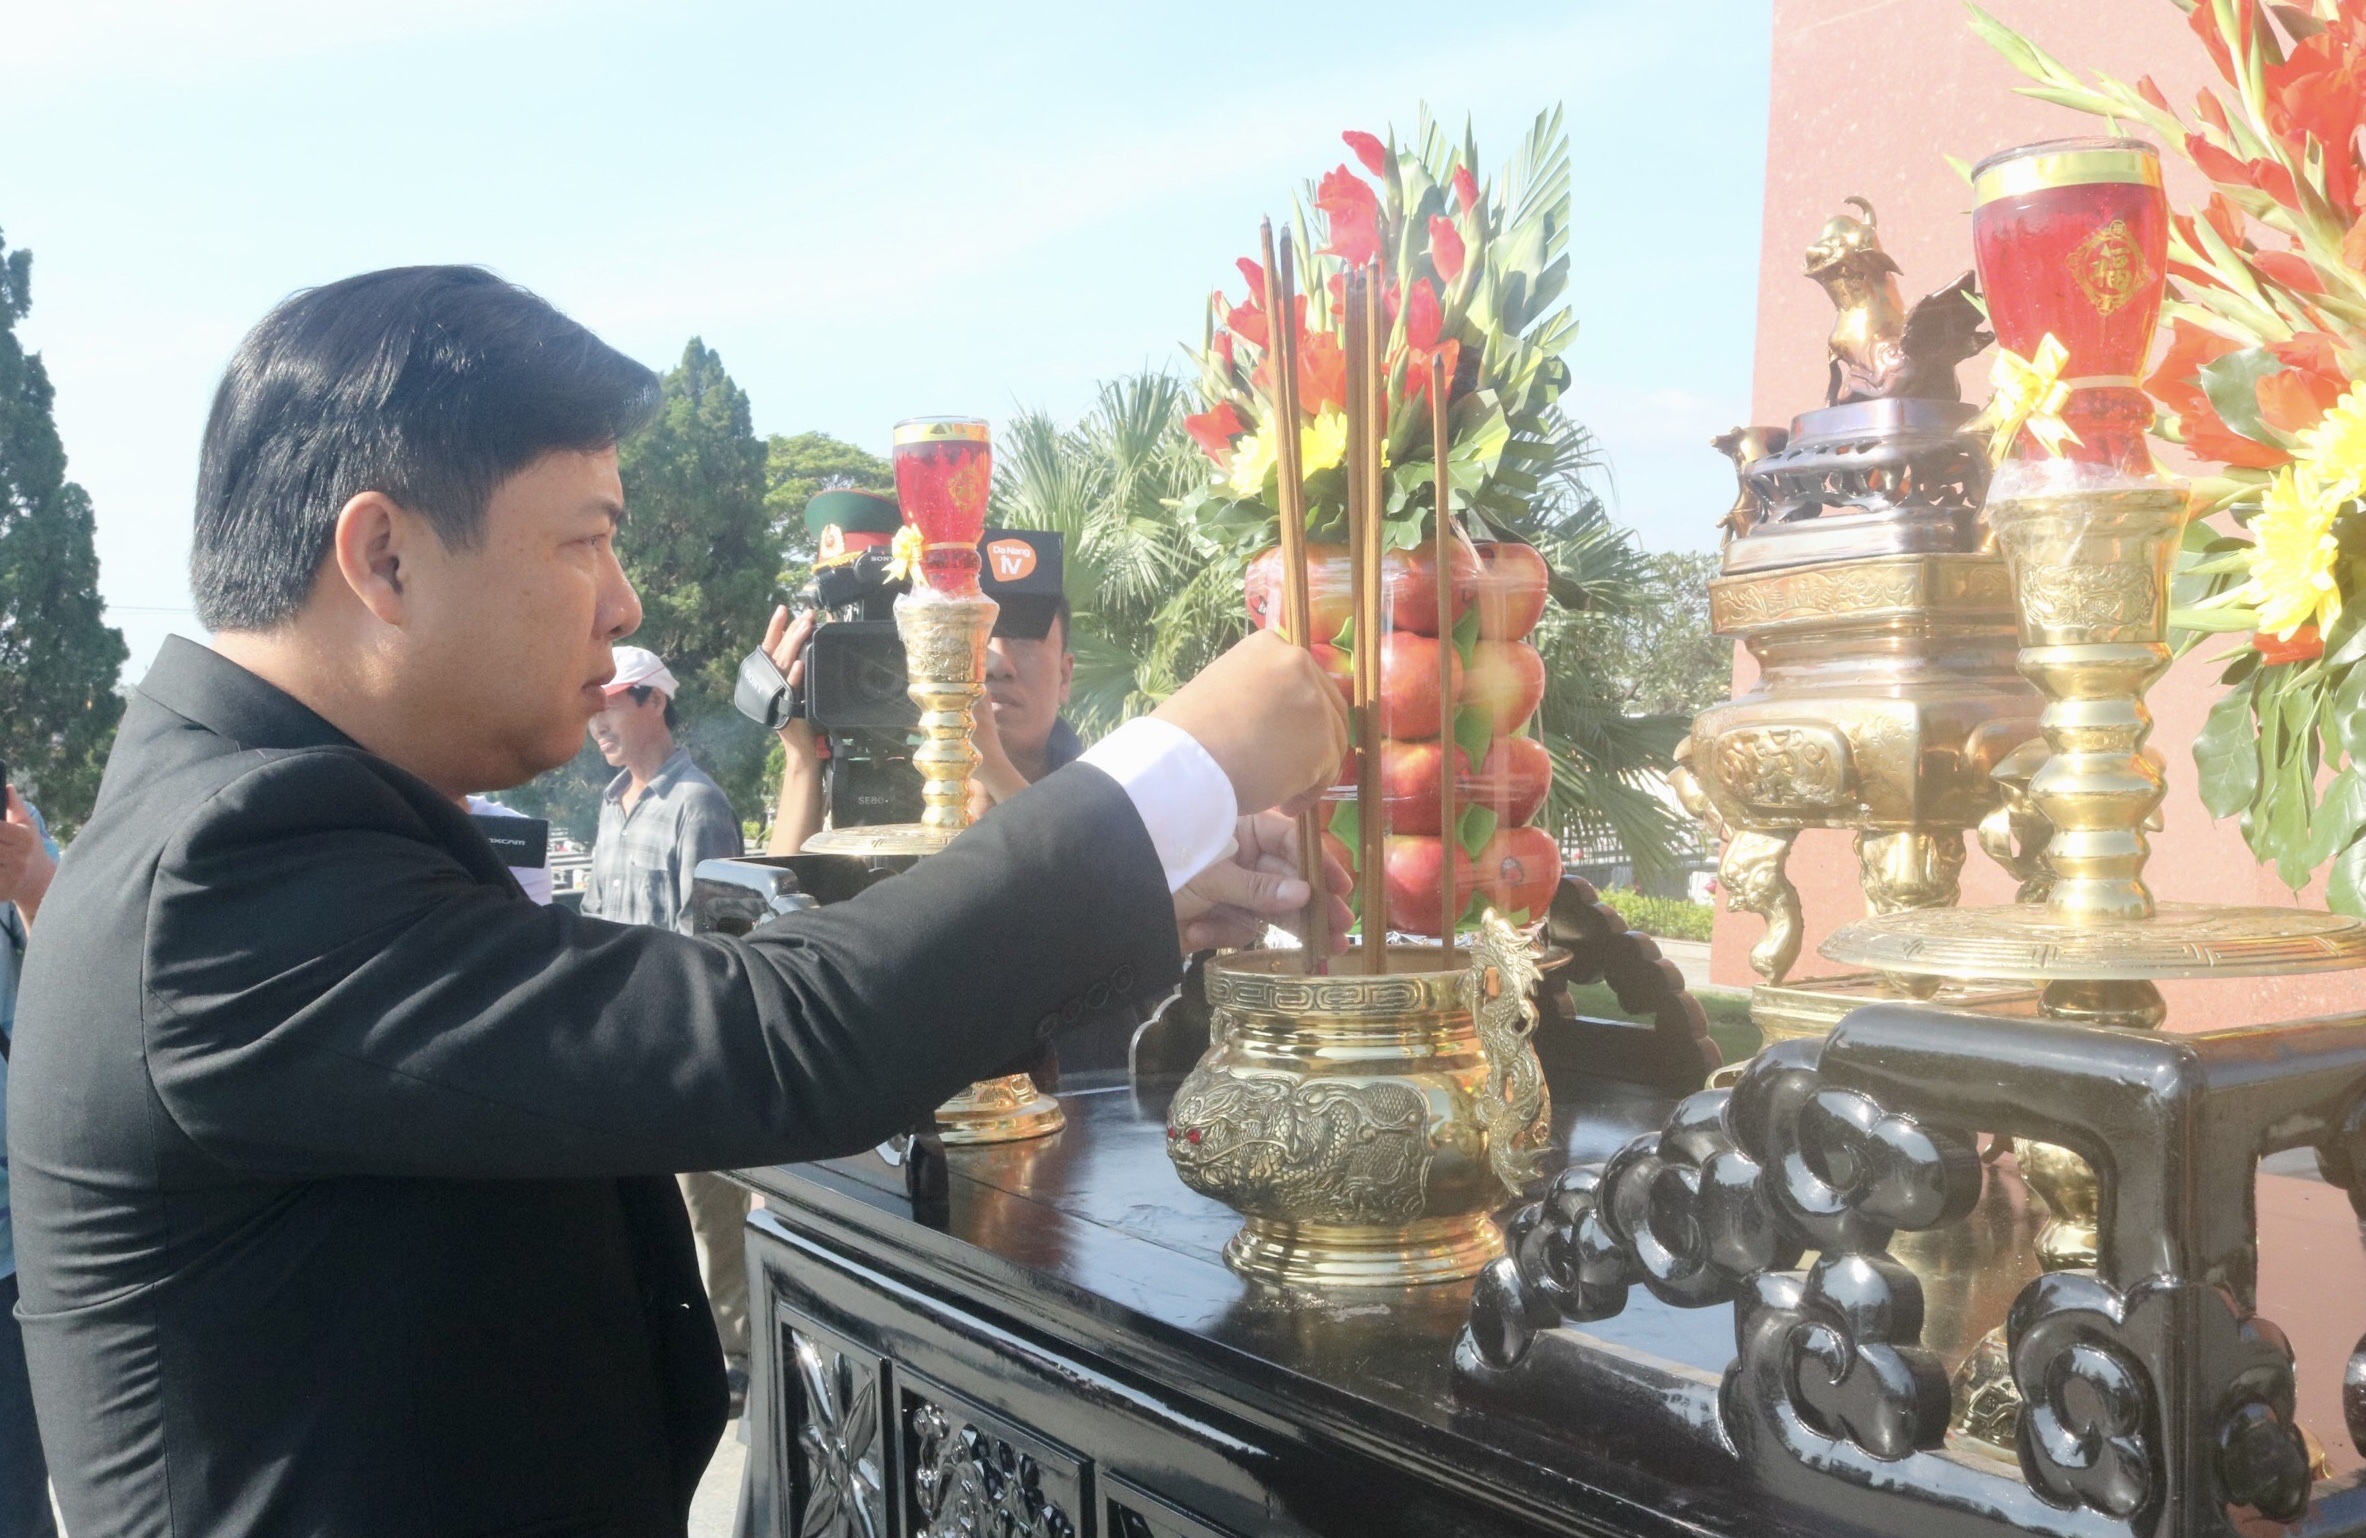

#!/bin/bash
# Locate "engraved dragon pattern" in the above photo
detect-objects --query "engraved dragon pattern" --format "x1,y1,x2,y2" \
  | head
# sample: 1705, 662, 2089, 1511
1466, 911, 1552, 1196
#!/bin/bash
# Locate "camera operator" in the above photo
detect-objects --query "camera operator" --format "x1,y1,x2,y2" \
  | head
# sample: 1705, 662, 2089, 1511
14, 265, 1350, 1537
763, 513, 1084, 853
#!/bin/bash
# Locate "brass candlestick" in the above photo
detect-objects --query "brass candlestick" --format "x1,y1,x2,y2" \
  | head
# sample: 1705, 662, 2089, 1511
806, 415, 1064, 1147
1824, 477, 2366, 1445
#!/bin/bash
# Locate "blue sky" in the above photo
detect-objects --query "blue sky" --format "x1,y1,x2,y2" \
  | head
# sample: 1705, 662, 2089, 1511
2, 0, 1771, 678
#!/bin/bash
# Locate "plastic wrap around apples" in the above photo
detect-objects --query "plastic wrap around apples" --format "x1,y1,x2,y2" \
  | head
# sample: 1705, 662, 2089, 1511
1245, 536, 1561, 938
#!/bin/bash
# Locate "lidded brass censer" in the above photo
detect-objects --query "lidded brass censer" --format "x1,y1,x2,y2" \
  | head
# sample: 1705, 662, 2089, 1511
1680, 199, 2044, 1043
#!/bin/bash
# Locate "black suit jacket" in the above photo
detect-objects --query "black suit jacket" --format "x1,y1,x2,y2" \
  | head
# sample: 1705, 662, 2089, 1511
11, 639, 1179, 1537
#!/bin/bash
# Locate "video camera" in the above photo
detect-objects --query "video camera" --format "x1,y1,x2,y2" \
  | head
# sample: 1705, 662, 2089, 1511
734, 502, 1066, 833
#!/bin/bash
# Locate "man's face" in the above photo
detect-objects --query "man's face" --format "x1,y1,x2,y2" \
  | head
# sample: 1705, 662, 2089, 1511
982, 621, 1073, 764
588, 688, 670, 769
399, 448, 642, 789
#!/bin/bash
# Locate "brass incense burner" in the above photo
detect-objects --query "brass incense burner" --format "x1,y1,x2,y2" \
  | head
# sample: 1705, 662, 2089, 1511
1166, 921, 1552, 1288
1682, 202, 2042, 1035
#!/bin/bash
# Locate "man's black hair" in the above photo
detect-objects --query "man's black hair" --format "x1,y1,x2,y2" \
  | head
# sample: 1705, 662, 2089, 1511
192, 265, 661, 632
626, 684, 680, 732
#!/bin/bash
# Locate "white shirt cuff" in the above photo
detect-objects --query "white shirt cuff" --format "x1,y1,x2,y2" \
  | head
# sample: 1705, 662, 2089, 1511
1078, 717, 1239, 894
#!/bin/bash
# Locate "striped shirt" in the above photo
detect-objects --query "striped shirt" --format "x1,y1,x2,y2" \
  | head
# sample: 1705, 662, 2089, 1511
581, 747, 742, 934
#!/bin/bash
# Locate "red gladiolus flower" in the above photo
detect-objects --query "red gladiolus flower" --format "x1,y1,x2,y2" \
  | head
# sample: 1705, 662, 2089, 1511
1343, 130, 1389, 177
1298, 331, 1347, 416
2186, 131, 2301, 210
1183, 402, 1246, 464
1405, 278, 1443, 351
2263, 8, 2366, 212
1227, 299, 1268, 349
1316, 166, 1384, 267
2143, 317, 2289, 469
1429, 215, 1466, 284
2256, 331, 2349, 436
2188, 0, 2238, 86
1212, 329, 1236, 371
2256, 623, 2325, 665
2252, 250, 2326, 294
1400, 279, 1460, 403
1236, 257, 1265, 297
1404, 339, 1461, 404
1452, 165, 1479, 213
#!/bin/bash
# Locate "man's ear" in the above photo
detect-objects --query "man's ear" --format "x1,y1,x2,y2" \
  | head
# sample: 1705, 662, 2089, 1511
330, 491, 421, 626
1057, 646, 1075, 705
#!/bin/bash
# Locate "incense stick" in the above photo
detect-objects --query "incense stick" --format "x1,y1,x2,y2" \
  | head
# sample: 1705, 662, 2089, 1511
1257, 221, 1331, 972
1431, 353, 1457, 964
1354, 264, 1390, 974
1342, 268, 1371, 972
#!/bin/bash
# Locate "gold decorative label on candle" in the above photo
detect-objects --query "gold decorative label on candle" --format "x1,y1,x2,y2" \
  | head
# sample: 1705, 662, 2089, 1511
2068, 219, 2151, 318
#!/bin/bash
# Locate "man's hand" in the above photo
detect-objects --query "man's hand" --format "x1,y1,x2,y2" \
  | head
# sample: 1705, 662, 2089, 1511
0, 787, 56, 926
1152, 630, 1348, 817
760, 605, 817, 732
1175, 810, 1355, 955
965, 690, 1030, 813
761, 606, 826, 855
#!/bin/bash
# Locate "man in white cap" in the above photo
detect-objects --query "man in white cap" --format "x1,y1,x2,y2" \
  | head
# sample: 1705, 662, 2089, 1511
581, 646, 756, 1411
583, 646, 742, 934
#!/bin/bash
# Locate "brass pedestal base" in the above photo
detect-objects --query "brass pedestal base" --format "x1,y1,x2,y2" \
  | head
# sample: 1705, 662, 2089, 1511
1823, 900, 2366, 984
1750, 973, 2038, 1045
800, 823, 955, 857
1224, 1212, 1505, 1289
933, 1073, 1064, 1145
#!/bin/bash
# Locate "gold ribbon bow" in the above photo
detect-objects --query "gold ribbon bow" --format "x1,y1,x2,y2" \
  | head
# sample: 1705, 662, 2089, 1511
884, 524, 926, 583
1972, 333, 2081, 467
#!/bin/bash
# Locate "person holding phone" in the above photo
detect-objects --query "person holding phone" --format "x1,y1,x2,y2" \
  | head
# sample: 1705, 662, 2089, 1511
0, 771, 58, 1538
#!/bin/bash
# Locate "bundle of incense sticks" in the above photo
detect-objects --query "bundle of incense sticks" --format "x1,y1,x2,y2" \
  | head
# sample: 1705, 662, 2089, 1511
1255, 222, 1332, 974
1431, 352, 1457, 962
1345, 263, 1390, 974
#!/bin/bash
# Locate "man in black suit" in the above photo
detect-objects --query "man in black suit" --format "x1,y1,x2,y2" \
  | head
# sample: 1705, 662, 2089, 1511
10, 265, 1348, 1538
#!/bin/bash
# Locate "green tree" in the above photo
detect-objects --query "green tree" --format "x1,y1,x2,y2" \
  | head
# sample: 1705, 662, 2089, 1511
509, 339, 777, 836
1588, 551, 1730, 718
764, 431, 892, 590
0, 228, 126, 835
991, 373, 1243, 738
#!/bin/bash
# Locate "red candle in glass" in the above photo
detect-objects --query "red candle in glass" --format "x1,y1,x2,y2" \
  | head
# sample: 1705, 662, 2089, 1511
891, 417, 993, 595
1971, 138, 2168, 478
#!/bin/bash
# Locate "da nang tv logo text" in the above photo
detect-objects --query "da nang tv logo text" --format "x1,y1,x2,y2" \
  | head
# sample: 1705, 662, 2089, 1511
985, 539, 1037, 582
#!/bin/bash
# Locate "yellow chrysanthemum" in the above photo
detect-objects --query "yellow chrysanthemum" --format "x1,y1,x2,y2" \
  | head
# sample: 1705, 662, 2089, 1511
2295, 383, 2366, 503
1300, 411, 1349, 473
1227, 411, 1349, 494
2240, 463, 2345, 641
1226, 430, 1276, 496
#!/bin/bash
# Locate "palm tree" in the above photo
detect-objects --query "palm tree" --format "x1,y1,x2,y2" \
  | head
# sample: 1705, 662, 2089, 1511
991, 373, 1242, 738
992, 372, 1690, 882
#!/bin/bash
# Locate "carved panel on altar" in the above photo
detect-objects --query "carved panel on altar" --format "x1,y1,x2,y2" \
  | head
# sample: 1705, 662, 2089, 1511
901, 1375, 1084, 1538
779, 1311, 891, 1538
